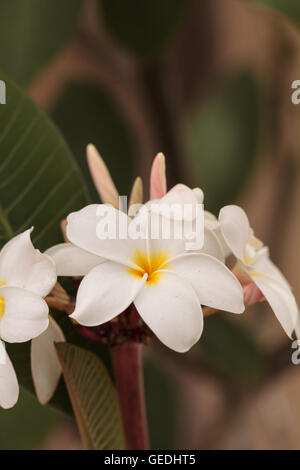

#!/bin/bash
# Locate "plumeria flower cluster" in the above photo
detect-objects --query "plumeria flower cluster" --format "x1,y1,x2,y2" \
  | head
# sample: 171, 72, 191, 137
47, 145, 299, 354
0, 144, 298, 409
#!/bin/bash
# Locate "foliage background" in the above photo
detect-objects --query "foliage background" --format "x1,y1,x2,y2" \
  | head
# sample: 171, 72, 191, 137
1, 0, 300, 449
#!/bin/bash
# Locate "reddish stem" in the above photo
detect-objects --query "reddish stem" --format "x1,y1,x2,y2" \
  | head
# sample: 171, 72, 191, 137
111, 341, 149, 450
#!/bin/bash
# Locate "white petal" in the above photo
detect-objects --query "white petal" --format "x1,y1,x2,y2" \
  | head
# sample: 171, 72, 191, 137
67, 204, 144, 267
25, 251, 57, 297
46, 243, 103, 276
294, 314, 300, 340
205, 212, 232, 258
219, 205, 251, 261
134, 271, 203, 353
0, 344, 19, 409
70, 262, 146, 327
250, 272, 298, 338
0, 287, 49, 343
0, 340, 5, 364
169, 253, 245, 313
31, 316, 65, 405
131, 206, 204, 259
193, 187, 204, 204
0, 229, 56, 296
254, 248, 292, 290
199, 228, 225, 262
204, 211, 219, 231
155, 184, 200, 220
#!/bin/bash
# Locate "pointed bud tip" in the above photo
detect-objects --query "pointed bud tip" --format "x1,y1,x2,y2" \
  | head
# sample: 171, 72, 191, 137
129, 176, 144, 208
150, 152, 167, 199
86, 143, 101, 162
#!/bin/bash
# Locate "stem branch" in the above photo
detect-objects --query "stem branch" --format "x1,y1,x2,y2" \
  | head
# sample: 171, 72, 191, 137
111, 341, 149, 450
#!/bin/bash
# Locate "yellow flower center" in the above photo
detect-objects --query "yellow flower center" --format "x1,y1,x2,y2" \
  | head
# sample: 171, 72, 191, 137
128, 250, 169, 285
0, 280, 5, 319
0, 296, 5, 319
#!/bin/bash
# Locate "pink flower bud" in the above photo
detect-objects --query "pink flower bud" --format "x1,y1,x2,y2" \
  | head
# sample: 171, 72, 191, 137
243, 282, 264, 306
150, 152, 167, 199
86, 143, 119, 208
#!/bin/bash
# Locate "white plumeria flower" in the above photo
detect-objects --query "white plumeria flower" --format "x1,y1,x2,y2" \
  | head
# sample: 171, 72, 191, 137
0, 228, 57, 408
48, 200, 244, 353
219, 205, 299, 338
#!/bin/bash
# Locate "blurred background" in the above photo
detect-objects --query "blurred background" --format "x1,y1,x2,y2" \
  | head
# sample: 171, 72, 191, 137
1, 0, 300, 450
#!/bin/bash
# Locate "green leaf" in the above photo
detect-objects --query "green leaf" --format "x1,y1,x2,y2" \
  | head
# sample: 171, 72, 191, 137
0, 388, 60, 450
56, 343, 125, 450
183, 72, 260, 212
52, 81, 135, 201
0, 0, 83, 85
0, 74, 89, 251
198, 315, 267, 383
0, 75, 108, 414
100, 0, 189, 59
246, 0, 300, 26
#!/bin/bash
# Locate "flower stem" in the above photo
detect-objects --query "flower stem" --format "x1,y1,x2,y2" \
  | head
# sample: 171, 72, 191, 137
111, 341, 149, 450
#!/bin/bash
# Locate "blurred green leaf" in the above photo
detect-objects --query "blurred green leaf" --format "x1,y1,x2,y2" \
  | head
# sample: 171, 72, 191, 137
0, 75, 89, 251
198, 315, 267, 383
56, 343, 125, 450
0, 75, 112, 414
100, 0, 189, 59
184, 72, 260, 212
246, 0, 300, 26
52, 82, 135, 201
144, 356, 178, 449
0, 388, 59, 449
0, 0, 83, 85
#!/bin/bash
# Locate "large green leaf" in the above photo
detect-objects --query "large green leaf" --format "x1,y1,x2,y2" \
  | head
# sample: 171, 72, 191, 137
52, 82, 135, 201
183, 72, 260, 212
0, 0, 83, 85
197, 315, 267, 383
100, 0, 190, 59
246, 0, 300, 26
0, 75, 89, 251
0, 75, 111, 414
56, 343, 125, 450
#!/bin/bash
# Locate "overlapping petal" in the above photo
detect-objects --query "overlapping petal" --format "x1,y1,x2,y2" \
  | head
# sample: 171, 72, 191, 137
254, 248, 292, 290
25, 251, 57, 298
0, 228, 56, 296
46, 243, 103, 276
205, 211, 231, 258
250, 272, 298, 338
134, 271, 203, 353
0, 287, 49, 343
219, 205, 250, 261
67, 204, 145, 268
31, 316, 65, 405
199, 228, 225, 261
70, 262, 147, 327
169, 253, 244, 313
